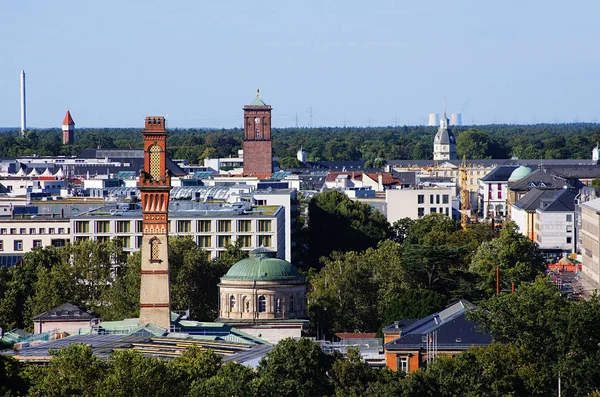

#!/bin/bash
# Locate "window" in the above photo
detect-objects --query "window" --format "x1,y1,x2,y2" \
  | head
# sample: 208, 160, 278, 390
0, 241, 3, 251
289, 295, 295, 312
258, 220, 272, 232
177, 220, 191, 233
398, 357, 409, 373
39, 228, 45, 235
497, 183, 502, 190
150, 238, 160, 261
97, 221, 110, 233
567, 237, 572, 244
58, 228, 65, 234
566, 225, 573, 233
429, 195, 434, 204
418, 208, 425, 217
49, 228, 55, 234
238, 220, 251, 232
14, 240, 23, 251
75, 221, 89, 233
136, 221, 143, 233
442, 194, 449, 204
497, 191, 502, 199
258, 235, 272, 247
566, 214, 573, 222
238, 235, 252, 248
430, 208, 437, 213
276, 299, 281, 313
417, 195, 424, 204
19, 228, 26, 235
218, 235, 231, 247
51, 239, 66, 247
198, 236, 211, 248
29, 228, 35, 234
258, 296, 266, 312
436, 195, 440, 204
198, 220, 211, 232
137, 236, 143, 248
116, 221, 130, 233
218, 220, 231, 232
33, 240, 42, 248
0, 229, 6, 235
97, 236, 110, 243
116, 236, 130, 248
230, 295, 236, 312
445, 207, 449, 216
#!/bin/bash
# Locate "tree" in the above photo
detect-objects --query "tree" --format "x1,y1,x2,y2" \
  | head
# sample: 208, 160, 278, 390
405, 213, 461, 246
279, 156, 304, 169
0, 355, 28, 396
378, 288, 447, 335
331, 349, 379, 397
167, 346, 222, 394
307, 190, 390, 267
469, 222, 545, 297
26, 344, 106, 397
257, 338, 334, 397
188, 362, 256, 397
391, 218, 415, 244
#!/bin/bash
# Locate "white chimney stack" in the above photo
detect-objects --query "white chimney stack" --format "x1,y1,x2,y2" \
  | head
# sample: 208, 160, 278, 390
20, 70, 26, 136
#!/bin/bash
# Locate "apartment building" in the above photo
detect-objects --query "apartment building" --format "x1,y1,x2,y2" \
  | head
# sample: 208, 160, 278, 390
534, 189, 577, 255
386, 187, 454, 223
580, 198, 600, 291
0, 218, 71, 255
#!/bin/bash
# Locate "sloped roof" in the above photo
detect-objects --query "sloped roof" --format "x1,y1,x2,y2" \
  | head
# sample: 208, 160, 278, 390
62, 110, 75, 125
325, 171, 364, 183
33, 303, 98, 322
384, 300, 491, 350
508, 169, 568, 191
480, 165, 520, 182
513, 188, 558, 211
538, 189, 577, 212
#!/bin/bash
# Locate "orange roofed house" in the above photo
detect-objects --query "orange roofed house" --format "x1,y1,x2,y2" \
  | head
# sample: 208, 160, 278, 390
383, 300, 492, 373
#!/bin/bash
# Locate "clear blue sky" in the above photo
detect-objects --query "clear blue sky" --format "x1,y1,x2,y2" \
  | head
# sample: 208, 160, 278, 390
1, 1, 599, 128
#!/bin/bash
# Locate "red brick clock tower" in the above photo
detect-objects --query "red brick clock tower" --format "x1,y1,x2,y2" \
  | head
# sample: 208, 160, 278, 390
243, 90, 273, 176
138, 116, 172, 329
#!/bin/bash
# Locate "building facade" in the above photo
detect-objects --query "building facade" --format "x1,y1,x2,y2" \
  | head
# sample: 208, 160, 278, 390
580, 199, 600, 292
243, 91, 273, 176
386, 187, 454, 223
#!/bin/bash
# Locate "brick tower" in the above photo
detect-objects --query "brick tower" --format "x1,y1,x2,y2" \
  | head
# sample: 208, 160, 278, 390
243, 90, 273, 176
138, 116, 172, 329
62, 110, 75, 145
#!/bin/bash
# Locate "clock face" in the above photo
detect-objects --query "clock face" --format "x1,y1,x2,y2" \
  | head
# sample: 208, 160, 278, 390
254, 117, 260, 124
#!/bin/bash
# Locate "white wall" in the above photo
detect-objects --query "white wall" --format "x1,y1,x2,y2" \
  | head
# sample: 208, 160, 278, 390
386, 188, 453, 223
535, 210, 574, 251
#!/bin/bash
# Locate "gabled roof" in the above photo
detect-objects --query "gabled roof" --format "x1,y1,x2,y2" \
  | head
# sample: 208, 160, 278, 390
384, 300, 491, 350
325, 171, 363, 183
33, 303, 98, 322
479, 165, 520, 182
508, 169, 568, 191
62, 110, 75, 125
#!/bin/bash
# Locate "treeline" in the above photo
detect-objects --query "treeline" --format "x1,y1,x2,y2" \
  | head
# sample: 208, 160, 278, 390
3, 122, 600, 165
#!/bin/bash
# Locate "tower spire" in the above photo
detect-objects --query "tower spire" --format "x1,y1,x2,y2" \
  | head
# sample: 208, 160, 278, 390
256, 88, 260, 98
444, 96, 447, 117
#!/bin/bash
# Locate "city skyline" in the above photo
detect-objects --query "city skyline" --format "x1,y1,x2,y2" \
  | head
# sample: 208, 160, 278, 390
1, 1, 599, 128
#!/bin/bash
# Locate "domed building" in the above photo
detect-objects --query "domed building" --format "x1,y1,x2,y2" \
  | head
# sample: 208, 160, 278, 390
508, 166, 533, 182
216, 248, 308, 344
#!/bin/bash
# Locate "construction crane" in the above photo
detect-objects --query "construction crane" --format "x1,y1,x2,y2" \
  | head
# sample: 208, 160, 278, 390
460, 154, 469, 229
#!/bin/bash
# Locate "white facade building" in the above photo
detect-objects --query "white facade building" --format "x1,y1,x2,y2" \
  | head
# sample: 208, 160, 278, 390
386, 187, 454, 223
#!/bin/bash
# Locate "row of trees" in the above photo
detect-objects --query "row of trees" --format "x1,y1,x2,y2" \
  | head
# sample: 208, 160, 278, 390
5, 122, 600, 164
0, 237, 246, 332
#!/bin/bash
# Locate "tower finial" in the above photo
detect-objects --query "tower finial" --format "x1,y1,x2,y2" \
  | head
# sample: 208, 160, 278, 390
256, 88, 260, 98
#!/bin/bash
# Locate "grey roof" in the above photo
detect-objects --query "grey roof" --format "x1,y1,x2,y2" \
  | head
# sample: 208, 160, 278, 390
384, 300, 492, 350
480, 165, 520, 182
538, 189, 577, 212
508, 169, 570, 191
33, 303, 98, 322
76, 148, 186, 177
434, 125, 456, 145
581, 197, 600, 213
513, 188, 558, 211
388, 158, 599, 168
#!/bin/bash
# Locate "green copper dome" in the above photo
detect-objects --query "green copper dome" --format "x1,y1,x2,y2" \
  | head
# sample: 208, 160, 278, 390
222, 248, 303, 281
509, 166, 533, 182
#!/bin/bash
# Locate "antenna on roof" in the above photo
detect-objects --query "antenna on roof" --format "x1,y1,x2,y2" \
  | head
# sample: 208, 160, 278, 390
444, 96, 447, 117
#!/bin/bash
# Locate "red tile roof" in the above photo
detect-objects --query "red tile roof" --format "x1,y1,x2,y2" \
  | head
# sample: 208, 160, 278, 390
366, 173, 402, 186
62, 110, 74, 125
325, 172, 363, 183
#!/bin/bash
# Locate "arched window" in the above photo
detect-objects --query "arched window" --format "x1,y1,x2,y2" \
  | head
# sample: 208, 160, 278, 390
258, 296, 266, 312
229, 295, 236, 312
289, 295, 295, 312
243, 297, 250, 312
150, 237, 160, 261
276, 299, 281, 313
149, 144, 161, 180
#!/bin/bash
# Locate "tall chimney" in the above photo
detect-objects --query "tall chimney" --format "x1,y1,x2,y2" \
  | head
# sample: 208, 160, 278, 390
20, 70, 26, 136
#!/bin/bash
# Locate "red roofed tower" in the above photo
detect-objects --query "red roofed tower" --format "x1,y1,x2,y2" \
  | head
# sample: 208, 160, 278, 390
62, 111, 75, 145
243, 90, 273, 176
138, 116, 172, 329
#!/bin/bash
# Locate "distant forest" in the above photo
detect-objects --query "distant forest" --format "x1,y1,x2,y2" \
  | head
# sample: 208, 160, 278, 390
2, 123, 600, 166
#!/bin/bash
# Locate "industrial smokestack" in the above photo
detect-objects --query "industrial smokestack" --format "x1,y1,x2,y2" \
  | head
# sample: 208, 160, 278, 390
20, 70, 26, 136
450, 113, 462, 126
427, 113, 438, 126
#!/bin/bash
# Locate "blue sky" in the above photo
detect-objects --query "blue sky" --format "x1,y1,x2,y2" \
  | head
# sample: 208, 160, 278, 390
1, 1, 598, 128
